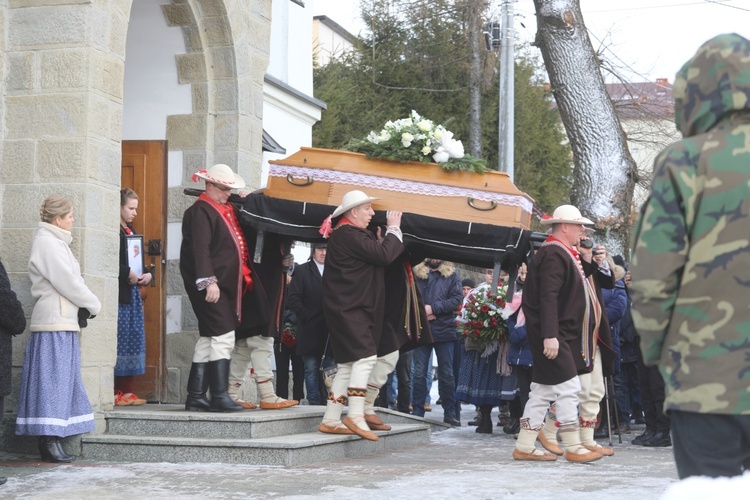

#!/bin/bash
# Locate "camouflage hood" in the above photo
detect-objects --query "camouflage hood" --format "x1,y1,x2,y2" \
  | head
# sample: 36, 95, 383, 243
673, 33, 750, 137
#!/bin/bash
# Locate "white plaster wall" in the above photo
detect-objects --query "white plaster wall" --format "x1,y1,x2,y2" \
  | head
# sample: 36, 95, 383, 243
259, 101, 316, 187
122, 0, 192, 141
314, 21, 355, 66
268, 0, 313, 95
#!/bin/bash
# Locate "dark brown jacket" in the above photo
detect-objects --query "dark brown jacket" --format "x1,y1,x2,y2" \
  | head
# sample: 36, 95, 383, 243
522, 242, 615, 385
322, 225, 404, 363
180, 199, 243, 337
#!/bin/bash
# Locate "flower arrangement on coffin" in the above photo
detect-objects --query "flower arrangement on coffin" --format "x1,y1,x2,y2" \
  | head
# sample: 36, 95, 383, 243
346, 110, 489, 174
281, 321, 297, 348
456, 283, 509, 351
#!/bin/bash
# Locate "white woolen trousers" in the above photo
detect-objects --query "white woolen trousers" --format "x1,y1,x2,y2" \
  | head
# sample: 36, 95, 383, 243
522, 375, 581, 428
577, 350, 605, 421
193, 331, 235, 362
228, 336, 275, 385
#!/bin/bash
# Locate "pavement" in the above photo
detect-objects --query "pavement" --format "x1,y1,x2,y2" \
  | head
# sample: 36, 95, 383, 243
0, 403, 681, 499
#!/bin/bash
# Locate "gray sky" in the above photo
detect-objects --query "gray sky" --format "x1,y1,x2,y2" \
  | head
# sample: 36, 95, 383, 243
312, 0, 750, 83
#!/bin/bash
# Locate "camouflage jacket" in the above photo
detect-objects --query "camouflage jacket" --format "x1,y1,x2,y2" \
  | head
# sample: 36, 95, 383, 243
630, 34, 750, 415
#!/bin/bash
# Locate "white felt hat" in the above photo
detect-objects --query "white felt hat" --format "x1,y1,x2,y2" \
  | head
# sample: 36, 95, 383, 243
540, 204, 594, 225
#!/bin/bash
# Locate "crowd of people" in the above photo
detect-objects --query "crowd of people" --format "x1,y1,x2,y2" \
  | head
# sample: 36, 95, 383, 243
2, 33, 749, 482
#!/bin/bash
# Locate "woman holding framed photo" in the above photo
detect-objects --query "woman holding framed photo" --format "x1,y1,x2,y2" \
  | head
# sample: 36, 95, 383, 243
116, 188, 152, 406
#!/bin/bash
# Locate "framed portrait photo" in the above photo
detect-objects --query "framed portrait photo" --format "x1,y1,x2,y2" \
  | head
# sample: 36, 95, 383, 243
126, 234, 145, 277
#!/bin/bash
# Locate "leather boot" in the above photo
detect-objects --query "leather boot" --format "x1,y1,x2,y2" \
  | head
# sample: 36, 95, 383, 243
207, 359, 244, 412
38, 436, 76, 463
185, 362, 211, 411
476, 405, 493, 434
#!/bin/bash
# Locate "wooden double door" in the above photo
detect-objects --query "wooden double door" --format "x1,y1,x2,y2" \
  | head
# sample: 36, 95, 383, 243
120, 140, 167, 402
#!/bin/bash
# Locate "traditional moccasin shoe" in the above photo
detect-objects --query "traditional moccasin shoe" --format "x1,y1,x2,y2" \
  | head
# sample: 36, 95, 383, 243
584, 443, 614, 456
235, 399, 256, 410
537, 431, 564, 456
318, 422, 355, 435
259, 398, 299, 410
364, 413, 391, 431
343, 416, 379, 441
564, 450, 603, 463
512, 448, 557, 461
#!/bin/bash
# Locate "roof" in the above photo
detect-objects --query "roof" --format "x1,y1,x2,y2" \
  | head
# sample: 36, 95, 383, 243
605, 79, 674, 120
262, 130, 286, 154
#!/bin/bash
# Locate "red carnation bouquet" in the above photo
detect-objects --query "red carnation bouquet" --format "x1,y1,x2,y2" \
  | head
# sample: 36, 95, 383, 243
456, 283, 509, 350
281, 321, 297, 348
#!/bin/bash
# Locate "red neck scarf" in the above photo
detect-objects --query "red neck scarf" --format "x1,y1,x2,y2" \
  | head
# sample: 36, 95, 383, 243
198, 194, 253, 296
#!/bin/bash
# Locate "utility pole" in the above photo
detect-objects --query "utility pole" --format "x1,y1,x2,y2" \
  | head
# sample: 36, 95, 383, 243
497, 0, 514, 180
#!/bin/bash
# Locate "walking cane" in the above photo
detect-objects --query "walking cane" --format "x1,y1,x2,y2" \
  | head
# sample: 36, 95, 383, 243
608, 376, 623, 444
603, 376, 614, 446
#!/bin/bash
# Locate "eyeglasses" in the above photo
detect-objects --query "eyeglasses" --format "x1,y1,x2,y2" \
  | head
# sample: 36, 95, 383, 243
211, 183, 232, 193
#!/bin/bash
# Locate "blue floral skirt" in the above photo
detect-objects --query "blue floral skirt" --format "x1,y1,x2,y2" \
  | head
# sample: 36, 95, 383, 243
115, 284, 146, 377
455, 347, 518, 406
16, 331, 95, 437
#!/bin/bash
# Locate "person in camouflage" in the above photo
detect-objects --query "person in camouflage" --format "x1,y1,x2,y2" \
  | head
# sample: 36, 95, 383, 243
630, 33, 750, 479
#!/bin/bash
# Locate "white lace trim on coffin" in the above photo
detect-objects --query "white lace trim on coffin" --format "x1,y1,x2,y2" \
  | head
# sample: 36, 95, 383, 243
269, 164, 533, 213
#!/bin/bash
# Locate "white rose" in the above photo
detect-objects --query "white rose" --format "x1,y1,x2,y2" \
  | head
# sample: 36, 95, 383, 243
421, 146, 431, 155
378, 132, 391, 142
433, 127, 444, 140
401, 132, 414, 147
417, 120, 433, 132
367, 131, 379, 144
432, 148, 450, 163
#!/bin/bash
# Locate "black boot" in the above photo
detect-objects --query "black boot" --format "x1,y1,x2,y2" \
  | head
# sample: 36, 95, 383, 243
632, 428, 656, 445
503, 418, 520, 435
476, 405, 493, 434
0, 476, 6, 485
208, 359, 244, 412
185, 362, 211, 411
38, 436, 75, 463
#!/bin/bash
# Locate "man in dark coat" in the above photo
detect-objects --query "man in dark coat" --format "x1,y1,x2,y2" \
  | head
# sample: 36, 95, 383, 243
513, 205, 612, 463
286, 243, 331, 406
411, 259, 463, 426
180, 164, 248, 412
318, 190, 404, 441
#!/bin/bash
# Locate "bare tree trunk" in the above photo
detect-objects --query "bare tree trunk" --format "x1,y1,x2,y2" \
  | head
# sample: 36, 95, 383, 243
532, 0, 637, 255
467, 0, 483, 157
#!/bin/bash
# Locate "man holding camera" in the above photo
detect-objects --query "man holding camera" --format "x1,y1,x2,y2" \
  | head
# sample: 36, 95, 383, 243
513, 205, 613, 463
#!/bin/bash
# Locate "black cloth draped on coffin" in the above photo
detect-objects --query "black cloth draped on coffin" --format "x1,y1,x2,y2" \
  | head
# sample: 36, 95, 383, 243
237, 192, 533, 269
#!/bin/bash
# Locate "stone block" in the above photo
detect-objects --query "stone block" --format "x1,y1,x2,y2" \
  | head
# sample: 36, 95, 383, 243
196, 0, 226, 18
180, 26, 202, 53
166, 366, 182, 403
208, 46, 236, 79
162, 3, 195, 27
190, 82, 208, 113
176, 52, 206, 84
90, 51, 124, 99
37, 139, 86, 181
202, 16, 231, 46
6, 52, 34, 92
87, 141, 123, 189
0, 8, 5, 52
9, 6, 88, 49
167, 186, 194, 221
182, 295, 198, 330
88, 5, 111, 52
166, 114, 207, 150
213, 114, 238, 148
212, 80, 238, 112
6, 94, 88, 139
166, 259, 184, 295
248, 18, 271, 55
40, 49, 87, 91
250, 52, 269, 85
108, 11, 129, 57
1, 140, 35, 183
180, 151, 208, 180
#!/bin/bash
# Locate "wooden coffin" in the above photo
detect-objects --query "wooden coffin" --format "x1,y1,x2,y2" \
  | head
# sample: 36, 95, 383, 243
266, 147, 534, 229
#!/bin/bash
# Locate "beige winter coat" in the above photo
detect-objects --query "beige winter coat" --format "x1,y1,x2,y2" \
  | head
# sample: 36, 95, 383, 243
28, 223, 101, 332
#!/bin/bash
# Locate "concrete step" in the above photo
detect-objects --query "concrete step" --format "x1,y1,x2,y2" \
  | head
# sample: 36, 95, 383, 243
82, 423, 431, 466
81, 404, 441, 466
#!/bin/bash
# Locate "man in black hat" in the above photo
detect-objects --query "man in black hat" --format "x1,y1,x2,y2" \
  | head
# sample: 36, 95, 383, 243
287, 243, 331, 405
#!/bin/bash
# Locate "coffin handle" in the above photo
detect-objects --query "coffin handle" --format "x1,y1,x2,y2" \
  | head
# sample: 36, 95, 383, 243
286, 174, 314, 186
467, 198, 497, 211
